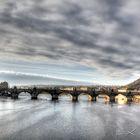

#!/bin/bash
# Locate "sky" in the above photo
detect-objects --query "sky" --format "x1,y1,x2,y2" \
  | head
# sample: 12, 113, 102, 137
0, 0, 140, 86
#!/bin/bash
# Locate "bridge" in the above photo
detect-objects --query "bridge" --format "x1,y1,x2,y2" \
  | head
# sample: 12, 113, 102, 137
0, 86, 140, 102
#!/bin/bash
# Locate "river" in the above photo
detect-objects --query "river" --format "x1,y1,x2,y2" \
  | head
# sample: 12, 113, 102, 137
0, 94, 140, 140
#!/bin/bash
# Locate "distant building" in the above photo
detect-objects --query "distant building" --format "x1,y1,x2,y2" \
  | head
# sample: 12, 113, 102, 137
0, 81, 9, 90
118, 88, 127, 93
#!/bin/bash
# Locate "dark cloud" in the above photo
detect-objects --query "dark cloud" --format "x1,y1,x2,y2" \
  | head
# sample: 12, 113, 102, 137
0, 0, 140, 81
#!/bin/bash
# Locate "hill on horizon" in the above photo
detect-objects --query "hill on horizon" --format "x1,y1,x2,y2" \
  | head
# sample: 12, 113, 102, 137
124, 78, 140, 90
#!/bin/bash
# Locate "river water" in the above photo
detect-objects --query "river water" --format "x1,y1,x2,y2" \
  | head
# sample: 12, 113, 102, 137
0, 94, 140, 140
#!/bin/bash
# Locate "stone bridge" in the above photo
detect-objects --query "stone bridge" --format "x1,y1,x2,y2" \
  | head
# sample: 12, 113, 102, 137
7, 87, 99, 102
0, 86, 139, 102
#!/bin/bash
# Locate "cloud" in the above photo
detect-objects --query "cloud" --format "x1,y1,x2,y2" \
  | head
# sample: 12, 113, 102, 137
0, 0, 140, 82
0, 70, 92, 86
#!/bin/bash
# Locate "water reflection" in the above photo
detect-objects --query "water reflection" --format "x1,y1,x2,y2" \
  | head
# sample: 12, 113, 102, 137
59, 94, 72, 101
97, 95, 110, 103
38, 92, 52, 100
19, 92, 31, 99
78, 94, 91, 101
0, 95, 140, 140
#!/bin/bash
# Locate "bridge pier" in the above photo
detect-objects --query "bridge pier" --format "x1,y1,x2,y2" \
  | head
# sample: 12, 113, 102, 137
127, 92, 133, 103
11, 86, 18, 99
109, 89, 116, 102
31, 87, 38, 100
109, 95, 115, 102
90, 96, 97, 101
31, 95, 38, 100
11, 91, 19, 99
90, 88, 98, 102
72, 95, 78, 102
52, 94, 59, 100
127, 96, 133, 102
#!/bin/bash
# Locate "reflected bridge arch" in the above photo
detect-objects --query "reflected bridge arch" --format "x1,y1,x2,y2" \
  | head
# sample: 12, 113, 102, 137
18, 92, 32, 99
97, 94, 110, 102
37, 91, 52, 100
59, 92, 73, 101
78, 93, 93, 101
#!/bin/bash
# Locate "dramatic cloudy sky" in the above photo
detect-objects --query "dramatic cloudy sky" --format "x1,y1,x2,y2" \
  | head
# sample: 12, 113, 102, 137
0, 0, 140, 86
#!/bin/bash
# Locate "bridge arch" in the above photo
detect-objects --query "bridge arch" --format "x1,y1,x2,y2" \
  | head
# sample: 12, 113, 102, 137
133, 95, 140, 103
115, 94, 127, 104
78, 93, 92, 101
18, 92, 31, 99
97, 94, 110, 102
38, 91, 52, 100
59, 92, 73, 101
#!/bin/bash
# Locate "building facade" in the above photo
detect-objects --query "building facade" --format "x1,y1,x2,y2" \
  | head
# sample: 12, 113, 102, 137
0, 82, 9, 90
